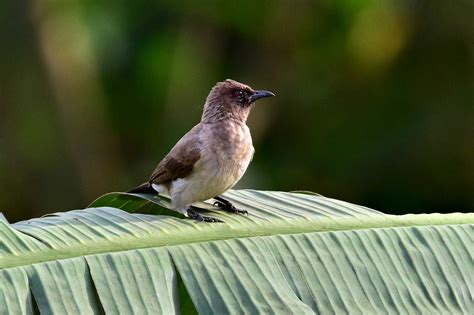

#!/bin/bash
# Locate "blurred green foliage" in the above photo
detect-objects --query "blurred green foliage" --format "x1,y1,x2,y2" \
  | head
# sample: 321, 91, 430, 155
1, 0, 472, 222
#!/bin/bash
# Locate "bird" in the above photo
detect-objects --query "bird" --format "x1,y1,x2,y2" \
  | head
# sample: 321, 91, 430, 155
128, 79, 275, 222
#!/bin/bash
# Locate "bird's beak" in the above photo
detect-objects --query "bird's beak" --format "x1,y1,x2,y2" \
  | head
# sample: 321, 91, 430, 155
249, 90, 275, 103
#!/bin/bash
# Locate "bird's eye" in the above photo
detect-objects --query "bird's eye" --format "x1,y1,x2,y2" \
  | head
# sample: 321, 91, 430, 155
234, 90, 244, 98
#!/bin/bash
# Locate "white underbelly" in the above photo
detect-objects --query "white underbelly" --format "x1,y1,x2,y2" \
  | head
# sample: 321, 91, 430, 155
165, 154, 250, 212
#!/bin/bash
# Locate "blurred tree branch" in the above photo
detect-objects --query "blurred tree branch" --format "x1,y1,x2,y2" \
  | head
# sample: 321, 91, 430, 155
31, 1, 125, 199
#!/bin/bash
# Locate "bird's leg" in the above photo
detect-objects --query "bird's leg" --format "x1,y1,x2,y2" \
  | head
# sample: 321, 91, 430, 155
213, 196, 248, 215
186, 206, 223, 223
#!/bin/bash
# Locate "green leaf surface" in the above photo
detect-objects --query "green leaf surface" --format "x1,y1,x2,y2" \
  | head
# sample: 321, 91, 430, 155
0, 268, 33, 315
27, 257, 99, 314
1, 189, 472, 314
86, 248, 178, 314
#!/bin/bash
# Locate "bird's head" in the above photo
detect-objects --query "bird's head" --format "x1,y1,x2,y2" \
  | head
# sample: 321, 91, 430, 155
202, 79, 274, 123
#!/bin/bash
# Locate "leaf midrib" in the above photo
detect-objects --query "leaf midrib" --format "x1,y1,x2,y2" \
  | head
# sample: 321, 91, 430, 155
1, 213, 473, 270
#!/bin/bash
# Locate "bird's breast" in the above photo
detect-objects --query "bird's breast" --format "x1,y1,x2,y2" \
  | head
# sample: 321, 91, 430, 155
200, 122, 254, 186
213, 123, 253, 166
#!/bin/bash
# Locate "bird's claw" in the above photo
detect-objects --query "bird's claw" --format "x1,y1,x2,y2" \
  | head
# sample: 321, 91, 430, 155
201, 216, 224, 223
213, 200, 248, 216
187, 208, 223, 223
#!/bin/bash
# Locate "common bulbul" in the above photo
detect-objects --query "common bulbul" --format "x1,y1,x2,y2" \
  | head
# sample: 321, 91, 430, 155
128, 79, 274, 222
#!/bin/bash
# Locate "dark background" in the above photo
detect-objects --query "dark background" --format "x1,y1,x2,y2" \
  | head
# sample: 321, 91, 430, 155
1, 0, 472, 222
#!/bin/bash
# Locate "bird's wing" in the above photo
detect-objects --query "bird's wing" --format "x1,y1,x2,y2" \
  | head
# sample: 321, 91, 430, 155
149, 126, 202, 185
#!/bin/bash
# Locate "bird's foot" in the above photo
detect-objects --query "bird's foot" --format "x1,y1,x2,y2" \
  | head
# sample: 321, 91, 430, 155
186, 207, 223, 223
213, 196, 248, 216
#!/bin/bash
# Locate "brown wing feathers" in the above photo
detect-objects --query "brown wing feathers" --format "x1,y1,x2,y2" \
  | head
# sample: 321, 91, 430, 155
127, 140, 201, 193
149, 146, 201, 184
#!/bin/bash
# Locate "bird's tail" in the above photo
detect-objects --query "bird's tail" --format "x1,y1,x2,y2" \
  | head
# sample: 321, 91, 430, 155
127, 182, 155, 193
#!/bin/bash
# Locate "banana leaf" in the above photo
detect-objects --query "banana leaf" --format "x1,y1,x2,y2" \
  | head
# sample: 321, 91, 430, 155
1, 189, 472, 314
